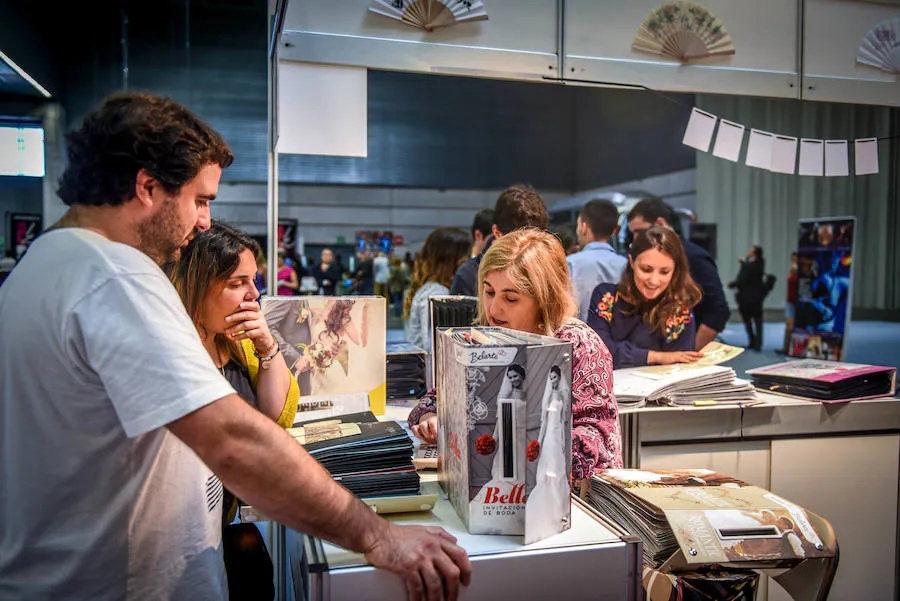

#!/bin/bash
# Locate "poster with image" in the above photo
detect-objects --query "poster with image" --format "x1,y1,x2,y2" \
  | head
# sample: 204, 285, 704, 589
8, 213, 41, 259
262, 296, 387, 414
788, 218, 855, 361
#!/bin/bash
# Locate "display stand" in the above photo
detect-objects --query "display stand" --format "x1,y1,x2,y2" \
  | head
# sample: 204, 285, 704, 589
619, 392, 899, 601
285, 481, 642, 601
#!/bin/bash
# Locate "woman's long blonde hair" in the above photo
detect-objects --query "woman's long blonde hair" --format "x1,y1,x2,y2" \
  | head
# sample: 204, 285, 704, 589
476, 228, 577, 336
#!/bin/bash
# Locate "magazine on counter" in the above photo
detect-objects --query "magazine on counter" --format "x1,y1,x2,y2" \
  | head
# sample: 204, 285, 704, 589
747, 359, 897, 402
587, 469, 833, 568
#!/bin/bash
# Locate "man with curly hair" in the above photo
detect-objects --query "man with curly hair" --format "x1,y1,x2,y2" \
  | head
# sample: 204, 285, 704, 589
0, 93, 470, 601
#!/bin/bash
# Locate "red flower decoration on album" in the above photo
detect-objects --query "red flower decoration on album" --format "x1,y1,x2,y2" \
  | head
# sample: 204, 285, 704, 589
526, 440, 540, 462
475, 434, 496, 456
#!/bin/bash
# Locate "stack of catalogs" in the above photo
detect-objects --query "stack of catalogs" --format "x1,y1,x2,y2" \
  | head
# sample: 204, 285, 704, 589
587, 469, 833, 569
587, 472, 680, 566
289, 411, 420, 498
747, 359, 897, 402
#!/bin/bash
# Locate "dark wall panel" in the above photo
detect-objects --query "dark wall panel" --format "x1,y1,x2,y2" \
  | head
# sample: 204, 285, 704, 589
60, 0, 268, 183
279, 71, 577, 190
573, 87, 697, 190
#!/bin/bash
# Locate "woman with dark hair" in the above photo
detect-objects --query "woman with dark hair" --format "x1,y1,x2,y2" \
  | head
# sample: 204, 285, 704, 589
729, 245, 767, 351
172, 221, 299, 428
171, 221, 299, 600
587, 226, 704, 368
404, 227, 471, 351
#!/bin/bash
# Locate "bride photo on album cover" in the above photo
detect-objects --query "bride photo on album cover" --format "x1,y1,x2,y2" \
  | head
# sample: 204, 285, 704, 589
525, 365, 572, 543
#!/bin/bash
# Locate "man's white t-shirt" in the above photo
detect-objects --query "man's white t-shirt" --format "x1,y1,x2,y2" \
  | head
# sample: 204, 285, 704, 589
0, 229, 236, 600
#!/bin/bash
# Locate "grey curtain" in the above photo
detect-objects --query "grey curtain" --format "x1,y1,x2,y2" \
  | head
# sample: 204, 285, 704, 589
695, 95, 897, 312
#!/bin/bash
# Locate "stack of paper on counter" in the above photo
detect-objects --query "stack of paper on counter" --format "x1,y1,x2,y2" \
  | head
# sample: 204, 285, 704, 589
587, 469, 834, 569
288, 411, 420, 498
614, 364, 757, 408
747, 359, 897, 402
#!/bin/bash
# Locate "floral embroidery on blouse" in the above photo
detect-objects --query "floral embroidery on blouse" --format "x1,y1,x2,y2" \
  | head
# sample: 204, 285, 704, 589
664, 304, 693, 343
595, 291, 616, 323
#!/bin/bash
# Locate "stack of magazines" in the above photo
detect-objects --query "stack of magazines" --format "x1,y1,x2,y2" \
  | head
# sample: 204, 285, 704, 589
587, 469, 833, 569
614, 364, 757, 408
747, 359, 897, 402
289, 411, 420, 498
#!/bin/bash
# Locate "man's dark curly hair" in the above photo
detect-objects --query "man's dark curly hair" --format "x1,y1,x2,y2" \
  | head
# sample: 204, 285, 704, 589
57, 92, 234, 207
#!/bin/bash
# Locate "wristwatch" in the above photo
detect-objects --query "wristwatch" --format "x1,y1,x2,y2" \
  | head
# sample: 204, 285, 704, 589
254, 340, 280, 370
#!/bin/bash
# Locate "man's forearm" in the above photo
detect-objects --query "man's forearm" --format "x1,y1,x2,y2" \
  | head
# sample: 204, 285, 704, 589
170, 395, 387, 553
695, 324, 719, 350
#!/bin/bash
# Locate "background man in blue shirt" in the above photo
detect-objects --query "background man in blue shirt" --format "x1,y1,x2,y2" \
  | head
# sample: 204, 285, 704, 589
627, 198, 731, 350
567, 198, 627, 321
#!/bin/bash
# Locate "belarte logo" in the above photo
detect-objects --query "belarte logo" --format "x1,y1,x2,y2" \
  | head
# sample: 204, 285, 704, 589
458, 346, 516, 366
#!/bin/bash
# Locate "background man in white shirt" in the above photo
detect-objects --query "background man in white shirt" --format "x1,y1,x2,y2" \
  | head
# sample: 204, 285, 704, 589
567, 198, 627, 321
0, 92, 470, 601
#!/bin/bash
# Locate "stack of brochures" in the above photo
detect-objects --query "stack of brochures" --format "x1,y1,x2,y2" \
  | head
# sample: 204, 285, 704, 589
587, 469, 834, 569
747, 359, 897, 402
614, 364, 756, 408
288, 411, 420, 498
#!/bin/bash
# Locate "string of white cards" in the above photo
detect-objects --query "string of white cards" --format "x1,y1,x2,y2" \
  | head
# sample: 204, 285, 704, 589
682, 107, 880, 177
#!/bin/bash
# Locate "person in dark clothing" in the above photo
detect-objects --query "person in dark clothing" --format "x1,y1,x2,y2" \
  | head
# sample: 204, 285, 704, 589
469, 208, 494, 259
627, 198, 730, 350
450, 185, 549, 296
729, 245, 766, 351
314, 248, 342, 295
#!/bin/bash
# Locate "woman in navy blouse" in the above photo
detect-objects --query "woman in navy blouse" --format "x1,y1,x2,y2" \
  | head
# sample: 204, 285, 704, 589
587, 227, 705, 369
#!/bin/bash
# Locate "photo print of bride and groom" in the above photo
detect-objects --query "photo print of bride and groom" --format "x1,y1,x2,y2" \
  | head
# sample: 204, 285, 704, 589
262, 296, 387, 416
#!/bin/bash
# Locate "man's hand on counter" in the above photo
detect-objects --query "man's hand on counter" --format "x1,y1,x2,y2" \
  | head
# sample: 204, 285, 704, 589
364, 523, 472, 601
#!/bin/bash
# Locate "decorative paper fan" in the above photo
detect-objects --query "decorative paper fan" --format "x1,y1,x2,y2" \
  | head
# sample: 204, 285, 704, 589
857, 18, 900, 74
368, 0, 488, 32
633, 1, 735, 61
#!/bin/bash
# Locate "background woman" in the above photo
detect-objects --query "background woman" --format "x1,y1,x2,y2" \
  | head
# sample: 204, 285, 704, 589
408, 228, 623, 491
587, 226, 704, 368
729, 245, 766, 351
172, 222, 299, 429
403, 227, 471, 351
276, 252, 299, 296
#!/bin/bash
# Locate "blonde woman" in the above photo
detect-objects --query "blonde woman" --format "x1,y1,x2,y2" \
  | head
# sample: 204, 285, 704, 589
408, 228, 623, 491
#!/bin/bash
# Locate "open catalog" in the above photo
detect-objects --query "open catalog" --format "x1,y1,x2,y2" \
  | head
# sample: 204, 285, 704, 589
614, 363, 757, 408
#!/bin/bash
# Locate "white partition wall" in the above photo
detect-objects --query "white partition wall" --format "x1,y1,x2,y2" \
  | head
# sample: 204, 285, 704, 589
563, 0, 801, 98
803, 0, 900, 107
280, 0, 559, 81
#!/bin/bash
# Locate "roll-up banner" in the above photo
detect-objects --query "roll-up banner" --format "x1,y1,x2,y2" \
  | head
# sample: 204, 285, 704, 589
788, 217, 856, 361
